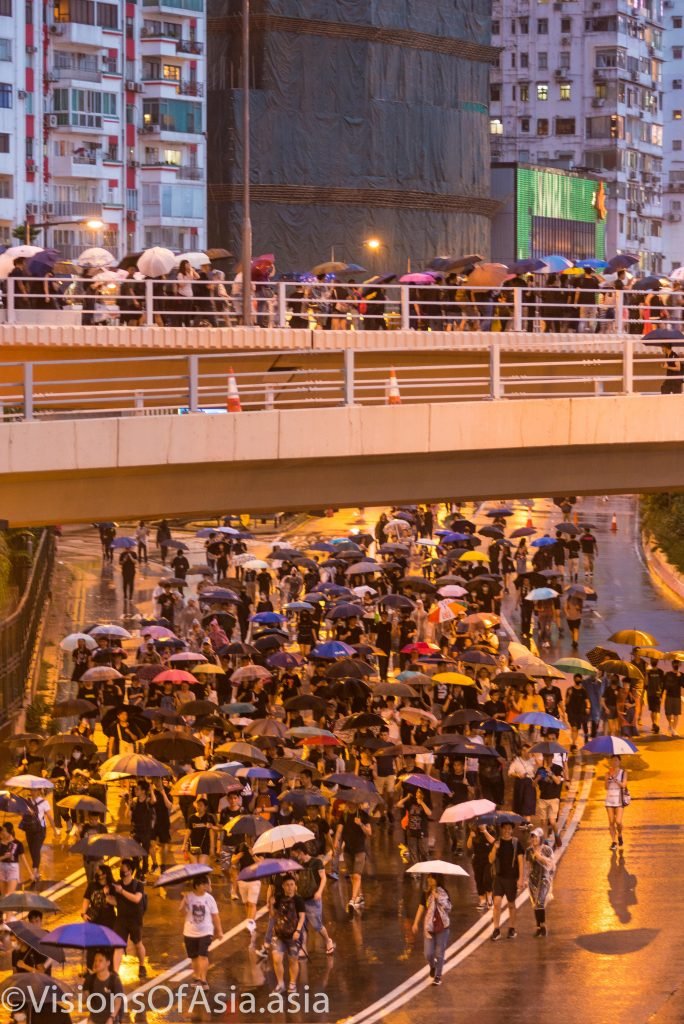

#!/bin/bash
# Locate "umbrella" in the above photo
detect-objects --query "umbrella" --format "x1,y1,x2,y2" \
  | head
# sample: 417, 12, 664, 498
100, 707, 150, 739
311, 640, 356, 659
155, 863, 213, 887
176, 700, 217, 718
81, 665, 124, 683
252, 824, 315, 854
530, 536, 556, 548
144, 733, 205, 760
7, 921, 66, 963
268, 651, 305, 670
223, 815, 273, 838
553, 658, 596, 676
582, 736, 638, 755
460, 649, 498, 666
6, 732, 44, 748
431, 672, 475, 687
231, 665, 271, 682
311, 261, 352, 275
507, 258, 546, 274
60, 632, 98, 652
111, 535, 136, 550
99, 752, 170, 778
324, 772, 377, 792
513, 712, 569, 731
554, 523, 581, 536
153, 669, 197, 685
0, 972, 71, 1007
586, 645, 620, 668
402, 773, 451, 795
642, 328, 684, 344
564, 584, 597, 600
575, 258, 609, 271
137, 246, 177, 277
172, 771, 242, 797
427, 599, 465, 625
177, 250, 210, 270
406, 860, 469, 877
371, 681, 417, 697
236, 766, 281, 780
399, 707, 439, 725
378, 595, 416, 611
477, 811, 526, 827
399, 272, 440, 284
271, 757, 316, 776
482, 719, 515, 734
633, 275, 664, 291
443, 709, 488, 727
277, 789, 329, 808
215, 741, 267, 764
70, 834, 148, 858
238, 859, 303, 882
540, 254, 574, 273
341, 711, 385, 729
0, 892, 59, 913
525, 664, 565, 679
458, 551, 488, 563
77, 246, 116, 269
525, 587, 560, 601
28, 249, 60, 277
599, 660, 644, 681
608, 629, 658, 647
327, 603, 365, 620
479, 525, 504, 539
57, 795, 107, 814
170, 652, 208, 664
606, 253, 639, 272
90, 624, 131, 639
529, 741, 567, 755
510, 527, 537, 538
466, 263, 512, 288
439, 799, 496, 824
221, 702, 257, 715
5, 774, 54, 790
243, 718, 289, 738
250, 611, 287, 625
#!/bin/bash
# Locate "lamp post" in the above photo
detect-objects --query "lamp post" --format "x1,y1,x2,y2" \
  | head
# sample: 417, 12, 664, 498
241, 0, 252, 326
24, 216, 105, 246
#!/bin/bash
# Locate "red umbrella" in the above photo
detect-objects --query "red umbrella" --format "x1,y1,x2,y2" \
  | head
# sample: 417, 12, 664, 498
153, 669, 197, 685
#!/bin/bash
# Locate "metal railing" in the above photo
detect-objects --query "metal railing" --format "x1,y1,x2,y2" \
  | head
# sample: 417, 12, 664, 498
1, 277, 683, 335
0, 343, 677, 423
0, 530, 56, 726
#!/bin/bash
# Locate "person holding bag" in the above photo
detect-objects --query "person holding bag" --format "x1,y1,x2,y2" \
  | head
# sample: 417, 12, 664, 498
412, 872, 452, 986
605, 754, 629, 851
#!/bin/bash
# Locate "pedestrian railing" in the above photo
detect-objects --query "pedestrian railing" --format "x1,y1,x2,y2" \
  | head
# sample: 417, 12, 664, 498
0, 341, 678, 422
0, 530, 56, 726
0, 277, 681, 335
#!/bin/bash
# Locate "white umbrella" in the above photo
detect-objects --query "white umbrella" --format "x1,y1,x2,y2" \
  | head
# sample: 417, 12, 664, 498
77, 247, 116, 270
439, 799, 496, 825
94, 268, 128, 282
670, 267, 684, 283
137, 246, 177, 278
0, 246, 43, 279
438, 585, 468, 598
399, 707, 438, 725
252, 824, 315, 854
406, 859, 469, 877
90, 624, 131, 639
241, 559, 269, 570
352, 585, 377, 598
60, 632, 98, 652
5, 775, 54, 790
177, 251, 210, 270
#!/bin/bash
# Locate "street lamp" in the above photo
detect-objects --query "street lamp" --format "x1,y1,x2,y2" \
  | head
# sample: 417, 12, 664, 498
364, 237, 382, 252
24, 216, 105, 245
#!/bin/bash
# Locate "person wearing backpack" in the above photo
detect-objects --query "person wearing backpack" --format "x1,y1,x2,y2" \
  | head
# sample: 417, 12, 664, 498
489, 822, 524, 941
270, 874, 306, 995
112, 858, 148, 978
291, 843, 335, 956
411, 872, 452, 986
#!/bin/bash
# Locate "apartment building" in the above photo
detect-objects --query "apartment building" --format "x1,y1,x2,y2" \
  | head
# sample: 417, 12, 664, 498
661, 0, 684, 272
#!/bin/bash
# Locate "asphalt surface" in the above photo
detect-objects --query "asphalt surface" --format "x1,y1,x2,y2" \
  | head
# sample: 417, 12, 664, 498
1, 497, 682, 1024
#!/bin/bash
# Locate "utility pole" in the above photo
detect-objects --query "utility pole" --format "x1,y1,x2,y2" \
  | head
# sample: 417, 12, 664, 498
241, 0, 252, 326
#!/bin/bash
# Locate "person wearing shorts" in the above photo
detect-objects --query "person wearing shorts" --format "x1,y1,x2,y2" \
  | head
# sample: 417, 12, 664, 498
645, 659, 665, 734
270, 876, 306, 995
0, 823, 23, 896
232, 838, 261, 938
489, 823, 524, 941
112, 858, 147, 978
334, 805, 371, 912
291, 843, 335, 955
181, 875, 223, 987
663, 660, 682, 737
534, 756, 563, 848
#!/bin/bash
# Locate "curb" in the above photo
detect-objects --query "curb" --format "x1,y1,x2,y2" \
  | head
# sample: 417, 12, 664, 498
640, 531, 684, 608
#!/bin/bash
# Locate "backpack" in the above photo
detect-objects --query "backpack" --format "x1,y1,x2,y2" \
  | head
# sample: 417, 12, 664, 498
274, 897, 300, 940
296, 862, 319, 900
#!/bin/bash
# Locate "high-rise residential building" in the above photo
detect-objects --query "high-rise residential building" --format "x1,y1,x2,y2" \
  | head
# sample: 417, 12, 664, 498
488, 0, 665, 272
206, 1, 497, 272
661, 1, 684, 273
0, 0, 206, 259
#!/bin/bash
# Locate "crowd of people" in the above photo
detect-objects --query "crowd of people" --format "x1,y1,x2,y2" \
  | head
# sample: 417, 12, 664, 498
1, 500, 660, 1018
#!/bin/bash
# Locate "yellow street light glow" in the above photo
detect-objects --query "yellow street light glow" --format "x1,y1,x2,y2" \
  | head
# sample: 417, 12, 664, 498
365, 238, 381, 250
85, 219, 104, 230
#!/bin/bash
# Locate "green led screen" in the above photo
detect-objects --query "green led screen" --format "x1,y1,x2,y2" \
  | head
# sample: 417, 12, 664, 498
516, 167, 607, 261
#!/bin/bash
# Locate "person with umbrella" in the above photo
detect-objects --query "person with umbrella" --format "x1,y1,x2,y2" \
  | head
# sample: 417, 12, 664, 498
524, 827, 555, 937
489, 820, 524, 941
81, 864, 120, 969
605, 754, 629, 851
181, 872, 224, 988
119, 547, 137, 606
396, 786, 432, 866
81, 949, 124, 1024
19, 790, 54, 884
411, 871, 452, 987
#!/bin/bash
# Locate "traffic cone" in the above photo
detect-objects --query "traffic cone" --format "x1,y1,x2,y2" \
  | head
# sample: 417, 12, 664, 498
227, 368, 241, 412
611, 513, 617, 533
387, 367, 401, 405
526, 515, 533, 528
573, 510, 579, 525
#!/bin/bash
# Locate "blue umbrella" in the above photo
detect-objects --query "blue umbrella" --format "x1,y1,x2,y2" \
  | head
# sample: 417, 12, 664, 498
111, 536, 136, 549
582, 736, 638, 755
327, 603, 364, 620
482, 719, 515, 733
283, 602, 314, 614
531, 536, 555, 548
574, 258, 609, 271
308, 541, 337, 553
236, 766, 281, 780
42, 922, 126, 948
27, 249, 60, 276
0, 793, 30, 815
541, 255, 574, 273
202, 587, 240, 603
477, 811, 526, 827
513, 712, 569, 731
266, 651, 303, 670
310, 640, 356, 659
508, 258, 546, 274
311, 583, 353, 597
485, 507, 514, 518
606, 254, 639, 272
220, 703, 256, 715
403, 773, 452, 795
642, 328, 684, 344
238, 858, 303, 882
196, 527, 221, 538
525, 587, 560, 601
250, 611, 286, 625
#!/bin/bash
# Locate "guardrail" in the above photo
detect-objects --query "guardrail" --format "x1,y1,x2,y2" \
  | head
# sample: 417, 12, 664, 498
0, 277, 681, 334
0, 530, 56, 726
0, 341, 677, 421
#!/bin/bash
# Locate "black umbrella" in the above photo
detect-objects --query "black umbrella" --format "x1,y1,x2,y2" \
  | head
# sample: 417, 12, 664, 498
0, 892, 59, 913
42, 733, 98, 757
284, 695, 330, 713
443, 709, 488, 727
277, 789, 329, 807
554, 523, 581, 536
642, 328, 684, 344
70, 834, 148, 858
144, 732, 205, 761
271, 757, 316, 776
253, 634, 286, 653
201, 612, 236, 633
223, 814, 273, 837
53, 698, 98, 718
178, 700, 217, 717
143, 707, 186, 726
326, 659, 374, 679
325, 772, 377, 792
341, 712, 385, 729
100, 705, 151, 739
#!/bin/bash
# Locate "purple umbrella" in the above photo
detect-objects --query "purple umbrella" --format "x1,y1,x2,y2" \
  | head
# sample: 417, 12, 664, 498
42, 922, 126, 949
238, 858, 303, 882
399, 272, 439, 285
403, 773, 452, 795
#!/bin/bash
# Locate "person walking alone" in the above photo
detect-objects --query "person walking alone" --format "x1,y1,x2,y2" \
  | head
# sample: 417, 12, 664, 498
525, 827, 555, 937
489, 822, 524, 941
605, 754, 629, 851
412, 872, 452, 986
120, 548, 137, 605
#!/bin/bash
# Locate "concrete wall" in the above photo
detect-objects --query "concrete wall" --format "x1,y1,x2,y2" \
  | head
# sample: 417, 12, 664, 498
2, 394, 684, 525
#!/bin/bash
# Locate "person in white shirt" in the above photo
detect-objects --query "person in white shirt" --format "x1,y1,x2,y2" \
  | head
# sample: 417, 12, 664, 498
181, 875, 223, 987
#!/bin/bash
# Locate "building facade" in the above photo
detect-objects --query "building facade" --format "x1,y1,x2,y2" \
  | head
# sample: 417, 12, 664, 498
0, 0, 206, 259
661, 1, 684, 272
206, 0, 498, 272
488, 0, 664, 272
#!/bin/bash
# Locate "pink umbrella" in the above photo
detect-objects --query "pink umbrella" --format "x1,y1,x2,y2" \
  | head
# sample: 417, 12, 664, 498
399, 273, 439, 285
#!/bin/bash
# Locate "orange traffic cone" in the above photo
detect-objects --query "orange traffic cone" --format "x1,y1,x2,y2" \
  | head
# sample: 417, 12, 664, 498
526, 516, 533, 528
227, 368, 242, 412
573, 510, 579, 525
387, 367, 401, 405
611, 513, 617, 533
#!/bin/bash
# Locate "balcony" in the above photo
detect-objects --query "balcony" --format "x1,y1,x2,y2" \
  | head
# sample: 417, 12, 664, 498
142, 0, 203, 10
176, 39, 203, 55
50, 22, 108, 49
51, 153, 114, 179
53, 111, 104, 131
141, 76, 204, 97
141, 162, 203, 181
49, 65, 102, 83
138, 122, 202, 137
45, 200, 104, 217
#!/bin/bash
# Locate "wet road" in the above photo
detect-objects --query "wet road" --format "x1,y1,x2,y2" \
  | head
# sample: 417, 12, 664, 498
2, 497, 682, 1023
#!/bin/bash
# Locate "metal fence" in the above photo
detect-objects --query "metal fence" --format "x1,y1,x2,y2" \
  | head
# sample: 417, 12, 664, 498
0, 341, 677, 421
0, 530, 56, 726
0, 277, 682, 335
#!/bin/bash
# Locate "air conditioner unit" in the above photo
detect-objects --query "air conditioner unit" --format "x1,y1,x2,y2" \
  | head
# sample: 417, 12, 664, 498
26, 160, 37, 172
126, 79, 136, 90
26, 202, 39, 215
668, 213, 682, 222
26, 45, 37, 54
128, 159, 140, 167
46, 71, 59, 82
17, 90, 27, 99
128, 209, 137, 221
561, 35, 570, 44
591, 97, 605, 107
134, 83, 144, 93
665, 1, 674, 7
554, 69, 564, 78
49, 24, 65, 33
638, 237, 646, 243
553, 2, 562, 9
630, 70, 638, 80
46, 114, 58, 127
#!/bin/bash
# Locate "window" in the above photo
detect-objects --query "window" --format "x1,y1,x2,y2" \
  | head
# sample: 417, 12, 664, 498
673, 200, 682, 211
520, 53, 529, 68
0, 82, 10, 108
0, 176, 12, 198
674, 16, 683, 27
520, 17, 528, 32
674, 46, 683, 59
521, 117, 530, 132
675, 80, 683, 90
560, 16, 571, 31
556, 117, 576, 135
537, 83, 549, 100
538, 51, 548, 70
491, 18, 499, 33
559, 51, 570, 68
674, 139, 683, 150
0, 37, 10, 59
537, 118, 549, 135
511, 52, 516, 67
490, 118, 504, 135
520, 83, 529, 101
163, 64, 180, 81
96, 2, 117, 27
54, 0, 95, 24
510, 18, 516, 33
560, 83, 571, 100
490, 84, 501, 102
0, 132, 8, 151
25, 0, 32, 19
0, 0, 10, 14
651, 221, 661, 237
675, 110, 683, 120
102, 92, 117, 116
537, 17, 548, 33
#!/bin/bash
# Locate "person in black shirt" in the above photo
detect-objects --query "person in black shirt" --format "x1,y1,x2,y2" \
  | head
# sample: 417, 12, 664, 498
645, 659, 665, 733
579, 530, 598, 579
371, 610, 392, 680
157, 586, 178, 629
119, 549, 137, 604
535, 755, 564, 847
185, 798, 216, 865
663, 659, 682, 736
129, 781, 156, 879
566, 537, 580, 583
112, 858, 147, 977
565, 674, 591, 751
171, 549, 190, 580
489, 822, 524, 940
334, 804, 372, 912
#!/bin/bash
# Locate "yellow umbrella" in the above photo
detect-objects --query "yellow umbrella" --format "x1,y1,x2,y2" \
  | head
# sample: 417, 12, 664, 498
192, 663, 226, 675
608, 629, 658, 647
664, 650, 684, 661
636, 647, 665, 660
458, 551, 489, 563
431, 672, 476, 687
